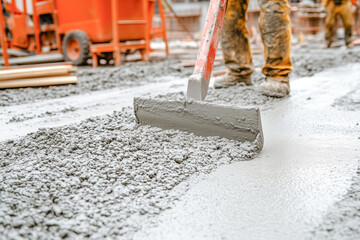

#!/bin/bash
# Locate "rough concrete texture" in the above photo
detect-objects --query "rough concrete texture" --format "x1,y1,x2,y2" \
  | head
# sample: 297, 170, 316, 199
158, 46, 360, 110
0, 61, 192, 107
310, 166, 360, 240
290, 47, 360, 78
156, 71, 282, 110
0, 108, 257, 239
1, 42, 360, 239
132, 61, 360, 240
1, 46, 360, 107
309, 68, 360, 239
332, 87, 360, 111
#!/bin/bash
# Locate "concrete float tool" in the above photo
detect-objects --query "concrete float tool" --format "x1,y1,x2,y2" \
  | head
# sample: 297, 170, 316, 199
133, 0, 264, 151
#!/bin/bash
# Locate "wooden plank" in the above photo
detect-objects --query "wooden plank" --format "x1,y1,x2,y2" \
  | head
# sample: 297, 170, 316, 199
0, 65, 73, 81
0, 62, 73, 71
0, 76, 77, 89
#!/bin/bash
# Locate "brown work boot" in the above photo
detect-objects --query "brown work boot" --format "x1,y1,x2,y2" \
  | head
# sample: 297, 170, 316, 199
346, 42, 354, 49
258, 76, 290, 98
214, 73, 252, 89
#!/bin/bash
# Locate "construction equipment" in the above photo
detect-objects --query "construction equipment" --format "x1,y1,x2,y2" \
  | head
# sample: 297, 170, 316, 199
0, 0, 169, 68
134, 0, 264, 151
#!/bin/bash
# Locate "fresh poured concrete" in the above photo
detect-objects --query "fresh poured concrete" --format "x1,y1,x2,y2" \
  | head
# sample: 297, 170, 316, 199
0, 76, 185, 141
1, 46, 360, 239
133, 64, 360, 240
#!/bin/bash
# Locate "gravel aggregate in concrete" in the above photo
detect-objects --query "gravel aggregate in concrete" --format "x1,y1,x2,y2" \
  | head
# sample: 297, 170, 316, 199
309, 77, 360, 239
291, 48, 360, 78
157, 47, 360, 110
156, 84, 281, 112
1, 43, 360, 239
0, 61, 192, 107
133, 62, 360, 240
156, 70, 281, 110
310, 165, 360, 240
332, 87, 360, 112
7, 106, 78, 123
0, 108, 257, 239
1, 46, 360, 108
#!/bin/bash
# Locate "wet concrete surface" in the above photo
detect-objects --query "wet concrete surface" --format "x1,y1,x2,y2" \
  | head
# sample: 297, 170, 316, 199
1, 45, 360, 107
0, 44, 360, 239
0, 61, 192, 107
133, 64, 360, 240
0, 76, 186, 141
311, 168, 360, 240
0, 108, 258, 239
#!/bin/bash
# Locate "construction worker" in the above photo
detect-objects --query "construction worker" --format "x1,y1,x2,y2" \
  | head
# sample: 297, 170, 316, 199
214, 0, 293, 98
322, 0, 354, 48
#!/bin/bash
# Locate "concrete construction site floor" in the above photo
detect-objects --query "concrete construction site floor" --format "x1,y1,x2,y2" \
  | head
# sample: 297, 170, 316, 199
134, 64, 360, 240
0, 44, 359, 239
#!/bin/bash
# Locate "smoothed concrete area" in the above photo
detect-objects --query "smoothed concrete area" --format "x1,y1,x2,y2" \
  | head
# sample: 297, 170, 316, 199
1, 46, 360, 239
0, 76, 185, 141
133, 64, 360, 240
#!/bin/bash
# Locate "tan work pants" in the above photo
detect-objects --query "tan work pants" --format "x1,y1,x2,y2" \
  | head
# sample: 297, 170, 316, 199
325, 0, 353, 45
221, 0, 293, 83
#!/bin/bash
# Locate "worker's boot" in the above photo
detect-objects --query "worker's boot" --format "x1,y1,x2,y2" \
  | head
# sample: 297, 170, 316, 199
326, 41, 332, 48
258, 76, 290, 98
347, 42, 354, 49
214, 73, 252, 89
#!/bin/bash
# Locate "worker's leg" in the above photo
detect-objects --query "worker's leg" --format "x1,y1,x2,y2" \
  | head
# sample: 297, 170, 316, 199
357, 4, 360, 36
338, 0, 354, 47
325, 1, 336, 47
356, 5, 360, 36
257, 0, 292, 97
215, 0, 254, 89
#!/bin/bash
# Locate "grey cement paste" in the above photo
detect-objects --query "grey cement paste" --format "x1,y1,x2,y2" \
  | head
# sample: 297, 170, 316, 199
0, 108, 257, 239
332, 87, 360, 112
309, 75, 360, 240
0, 41, 360, 239
310, 164, 360, 240
0, 60, 192, 107
131, 62, 360, 240
1, 44, 360, 107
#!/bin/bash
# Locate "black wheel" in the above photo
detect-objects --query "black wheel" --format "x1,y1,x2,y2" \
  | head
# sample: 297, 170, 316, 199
62, 30, 90, 66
